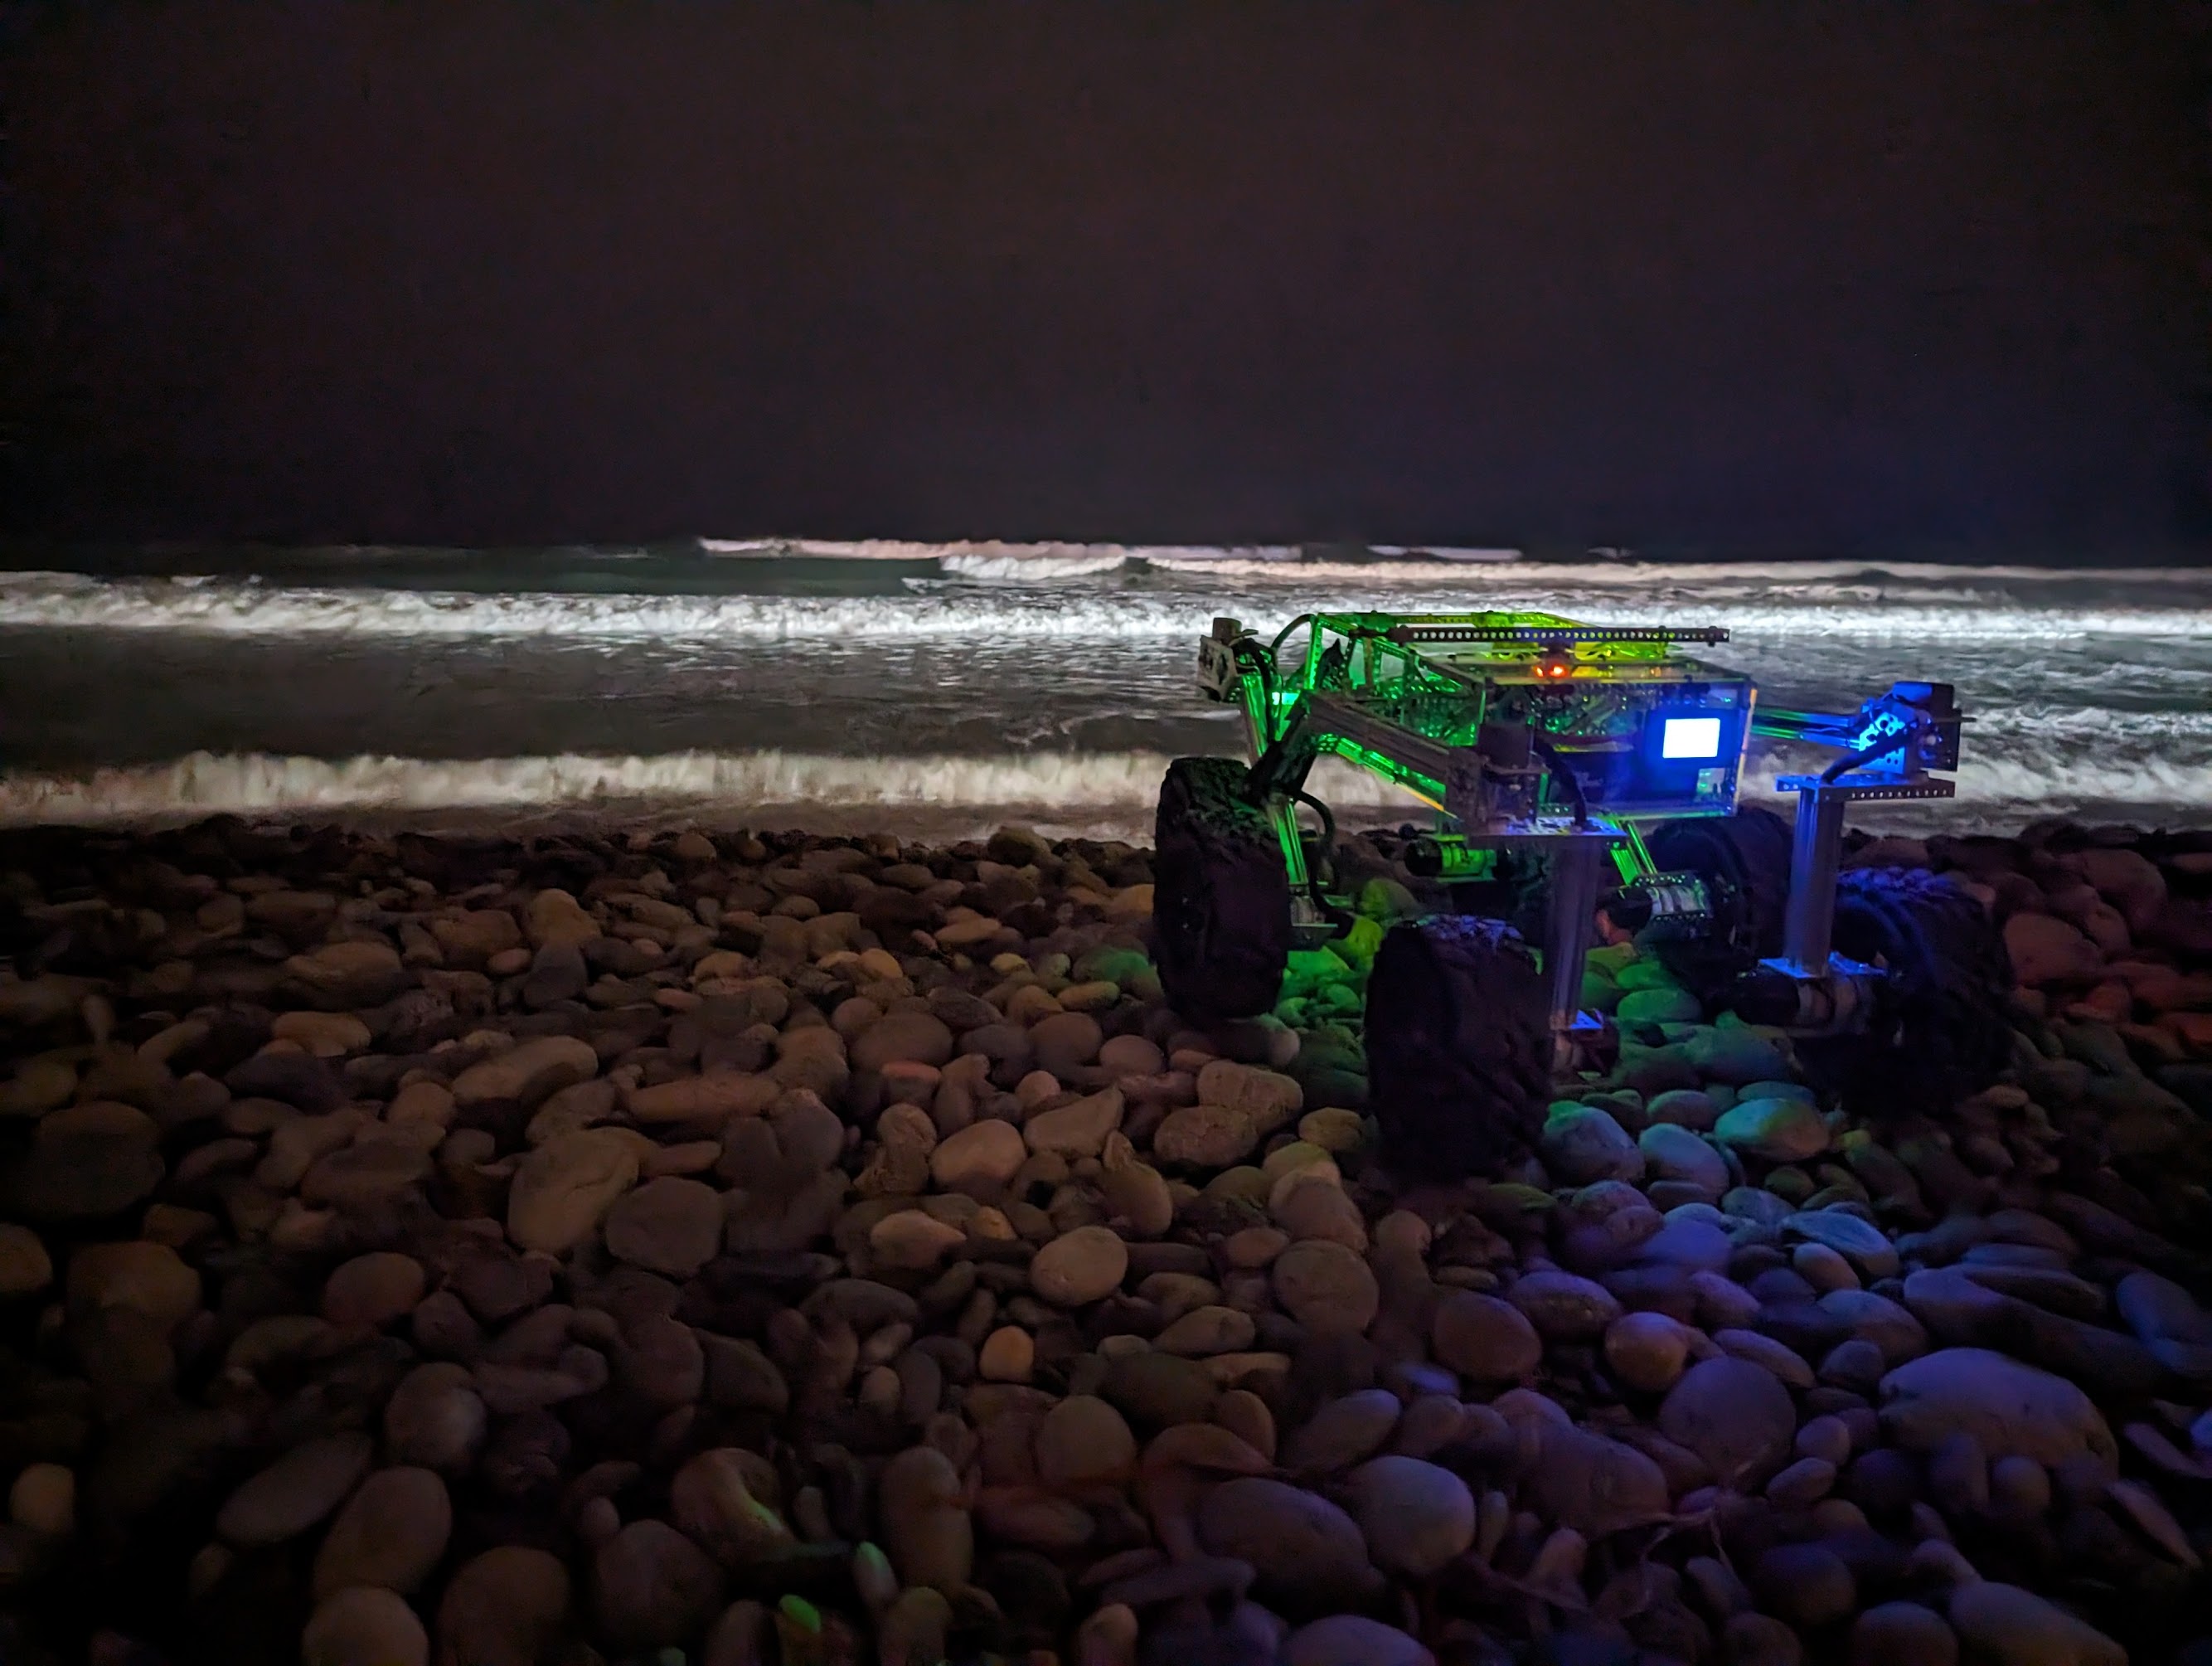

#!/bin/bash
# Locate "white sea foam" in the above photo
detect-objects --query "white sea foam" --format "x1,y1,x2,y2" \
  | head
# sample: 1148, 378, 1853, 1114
0, 568, 2205, 644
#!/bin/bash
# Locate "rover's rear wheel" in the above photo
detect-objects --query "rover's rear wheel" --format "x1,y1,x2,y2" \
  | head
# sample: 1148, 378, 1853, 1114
1366, 914, 1550, 1179
1640, 805, 1793, 997
1800, 866, 2015, 1116
1152, 756, 1292, 1022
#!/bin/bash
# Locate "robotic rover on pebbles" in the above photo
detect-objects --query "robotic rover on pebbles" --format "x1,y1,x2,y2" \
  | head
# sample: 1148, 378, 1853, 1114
1151, 610, 2014, 1178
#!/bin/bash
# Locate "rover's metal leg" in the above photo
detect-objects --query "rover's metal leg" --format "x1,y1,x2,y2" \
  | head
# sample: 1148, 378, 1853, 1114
1547, 838, 1607, 1069
1779, 784, 1851, 977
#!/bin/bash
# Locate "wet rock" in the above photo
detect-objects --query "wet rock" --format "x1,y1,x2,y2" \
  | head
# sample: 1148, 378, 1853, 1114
1604, 1311, 1696, 1393
0, 1222, 54, 1297
216, 1431, 374, 1546
383, 1362, 487, 1475
1541, 1104, 1644, 1185
1343, 1455, 1474, 1576
437, 1546, 570, 1666
321, 1251, 425, 1329
1715, 1097, 1830, 1163
593, 1518, 726, 1651
603, 1175, 722, 1277
454, 1035, 599, 1111
507, 1129, 640, 1253
1197, 1476, 1380, 1606
312, 1465, 450, 1596
1031, 1225, 1129, 1304
1285, 1615, 1437, 1666
1508, 1269, 1622, 1341
1878, 1348, 2118, 1478
1850, 1602, 1957, 1666
1657, 1356, 1796, 1487
302, 1586, 429, 1666
9, 1100, 164, 1219
1946, 1581, 2124, 1666
880, 1446, 973, 1591
1433, 1290, 1541, 1384
1271, 1240, 1380, 1335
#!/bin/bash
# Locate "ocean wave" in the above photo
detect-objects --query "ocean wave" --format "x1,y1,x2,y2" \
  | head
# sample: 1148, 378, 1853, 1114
2, 569, 2206, 644
6, 729, 2207, 835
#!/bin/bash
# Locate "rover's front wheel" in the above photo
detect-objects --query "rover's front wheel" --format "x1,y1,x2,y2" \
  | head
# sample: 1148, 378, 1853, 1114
1366, 914, 1551, 1179
1152, 756, 1292, 1022
1800, 866, 2015, 1116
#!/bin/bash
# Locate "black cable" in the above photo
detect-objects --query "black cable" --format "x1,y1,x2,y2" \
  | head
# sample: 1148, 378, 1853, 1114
1528, 731, 1591, 828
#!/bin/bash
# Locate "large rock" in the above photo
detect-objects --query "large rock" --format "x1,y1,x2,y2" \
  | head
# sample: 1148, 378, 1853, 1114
1152, 1104, 1261, 1168
284, 940, 409, 1008
602, 1176, 723, 1277
302, 1586, 429, 1666
1285, 1616, 1436, 1666
216, 1432, 374, 1546
1272, 1240, 1380, 1335
1343, 1456, 1475, 1577
525, 889, 601, 949
65, 1240, 199, 1331
929, 1119, 1029, 1192
1639, 1123, 1727, 1194
2004, 913, 2104, 986
384, 1363, 487, 1476
1878, 1348, 2118, 1479
1433, 1291, 1541, 1384
507, 1129, 640, 1254
1947, 1582, 2124, 1666
1196, 1061, 1302, 1131
1714, 1097, 1829, 1163
9, 1101, 163, 1220
592, 1519, 726, 1651
880, 1446, 973, 1591
437, 1546, 570, 1666
312, 1465, 450, 1597
1197, 1476, 1380, 1605
1540, 1105, 1644, 1184
0, 1224, 53, 1298
1031, 1226, 1128, 1305
1023, 1087, 1124, 1160
1657, 1356, 1796, 1487
453, 1036, 599, 1111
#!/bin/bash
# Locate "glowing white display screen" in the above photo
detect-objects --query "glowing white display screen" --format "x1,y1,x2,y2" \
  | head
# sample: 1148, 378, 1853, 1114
1661, 715, 1724, 760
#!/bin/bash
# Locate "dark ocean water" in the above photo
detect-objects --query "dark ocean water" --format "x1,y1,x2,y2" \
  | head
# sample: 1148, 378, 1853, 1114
2, 542, 2208, 838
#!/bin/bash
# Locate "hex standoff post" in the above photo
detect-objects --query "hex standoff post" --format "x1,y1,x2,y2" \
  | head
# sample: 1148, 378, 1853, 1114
1780, 784, 1851, 975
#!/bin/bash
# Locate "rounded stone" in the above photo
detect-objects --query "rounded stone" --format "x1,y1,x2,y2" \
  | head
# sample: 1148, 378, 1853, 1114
1715, 1097, 1831, 1163
1197, 1476, 1378, 1604
1754, 1542, 1855, 1628
1433, 1291, 1541, 1384
312, 1465, 451, 1597
506, 1129, 640, 1255
0, 1224, 53, 1298
852, 1012, 955, 1072
1506, 1269, 1622, 1341
1851, 1601, 1958, 1666
1343, 1455, 1475, 1577
1657, 1356, 1797, 1488
1035, 1395, 1138, 1489
65, 1239, 200, 1331
601, 1176, 723, 1277
1603, 1311, 1694, 1393
1031, 1012, 1104, 1076
216, 1432, 375, 1546
1031, 1226, 1128, 1305
1540, 1105, 1644, 1185
1272, 1240, 1380, 1335
930, 1119, 1029, 1192
384, 1362, 487, 1477
322, 1251, 426, 1329
979, 1325, 1036, 1382
437, 1546, 571, 1666
1286, 1615, 1437, 1666
303, 1586, 429, 1666
8, 1463, 74, 1537
11, 1101, 164, 1220
592, 1518, 726, 1650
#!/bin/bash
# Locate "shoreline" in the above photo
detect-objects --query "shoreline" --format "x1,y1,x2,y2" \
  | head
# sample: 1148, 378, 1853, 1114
0, 812, 2205, 1664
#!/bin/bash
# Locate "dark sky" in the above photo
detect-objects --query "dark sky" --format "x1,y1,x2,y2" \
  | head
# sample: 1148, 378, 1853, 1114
3, 2, 2208, 556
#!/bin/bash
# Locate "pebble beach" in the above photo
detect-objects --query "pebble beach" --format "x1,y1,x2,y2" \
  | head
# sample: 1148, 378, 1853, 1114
0, 811, 2207, 1666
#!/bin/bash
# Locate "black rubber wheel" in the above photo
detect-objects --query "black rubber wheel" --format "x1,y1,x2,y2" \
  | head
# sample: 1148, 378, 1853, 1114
1366, 914, 1551, 1179
1801, 866, 2016, 1117
1641, 805, 1793, 995
1152, 756, 1292, 1022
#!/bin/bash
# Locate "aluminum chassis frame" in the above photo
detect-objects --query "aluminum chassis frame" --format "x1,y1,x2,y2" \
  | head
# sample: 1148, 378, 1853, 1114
1197, 612, 1965, 1065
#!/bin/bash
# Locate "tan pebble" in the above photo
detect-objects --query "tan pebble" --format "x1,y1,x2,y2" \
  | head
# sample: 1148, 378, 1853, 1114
1031, 1225, 1129, 1304
979, 1326, 1036, 1382
0, 1224, 54, 1298
870, 1210, 968, 1270
1213, 1390, 1278, 1462
303, 1586, 429, 1666
321, 1251, 425, 1330
8, 1463, 74, 1537
1224, 1226, 1290, 1269
1297, 1106, 1366, 1152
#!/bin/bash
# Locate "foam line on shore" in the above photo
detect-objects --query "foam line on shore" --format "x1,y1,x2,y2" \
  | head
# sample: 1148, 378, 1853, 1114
0, 571, 2205, 643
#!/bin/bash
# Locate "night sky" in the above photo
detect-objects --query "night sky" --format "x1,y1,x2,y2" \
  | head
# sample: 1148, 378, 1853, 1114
3, 2, 2208, 557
